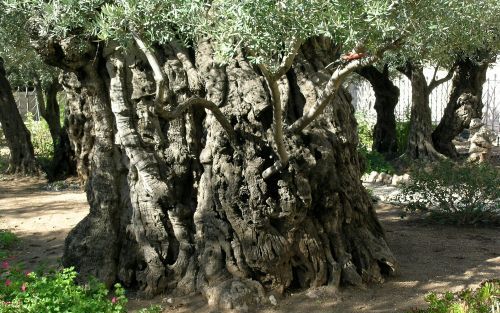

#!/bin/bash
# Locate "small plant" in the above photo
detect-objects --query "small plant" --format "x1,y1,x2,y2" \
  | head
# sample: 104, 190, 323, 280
398, 160, 500, 225
0, 264, 127, 313
24, 112, 53, 162
396, 120, 410, 154
0, 231, 17, 250
356, 114, 374, 150
0, 231, 18, 260
407, 280, 499, 313
359, 146, 395, 174
138, 305, 163, 313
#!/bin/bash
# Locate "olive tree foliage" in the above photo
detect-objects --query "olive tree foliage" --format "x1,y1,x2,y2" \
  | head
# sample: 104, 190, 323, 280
4, 0, 474, 175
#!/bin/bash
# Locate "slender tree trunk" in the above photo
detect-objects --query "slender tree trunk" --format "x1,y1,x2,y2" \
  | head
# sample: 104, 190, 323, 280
35, 77, 77, 180
401, 64, 443, 160
357, 64, 399, 158
0, 57, 39, 174
35, 78, 61, 150
432, 57, 489, 157
34, 37, 397, 309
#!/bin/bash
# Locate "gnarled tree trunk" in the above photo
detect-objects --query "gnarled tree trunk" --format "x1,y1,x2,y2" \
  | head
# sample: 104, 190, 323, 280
34, 37, 396, 309
401, 64, 443, 160
432, 57, 489, 158
357, 64, 399, 159
0, 57, 39, 174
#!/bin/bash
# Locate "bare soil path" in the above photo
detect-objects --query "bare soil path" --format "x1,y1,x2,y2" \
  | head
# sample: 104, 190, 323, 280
0, 175, 498, 313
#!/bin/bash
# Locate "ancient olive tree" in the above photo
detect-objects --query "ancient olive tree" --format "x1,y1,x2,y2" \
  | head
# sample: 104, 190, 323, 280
6, 0, 472, 308
432, 0, 500, 158
391, 0, 500, 160
0, 8, 40, 174
356, 64, 400, 159
0, 7, 76, 177
0, 56, 39, 174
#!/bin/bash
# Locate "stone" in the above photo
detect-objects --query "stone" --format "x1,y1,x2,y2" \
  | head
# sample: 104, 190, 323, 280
401, 174, 410, 184
468, 118, 493, 163
391, 175, 401, 186
383, 174, 393, 185
366, 171, 379, 183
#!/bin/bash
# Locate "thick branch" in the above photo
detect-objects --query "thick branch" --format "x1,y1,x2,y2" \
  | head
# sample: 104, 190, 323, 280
288, 40, 402, 135
428, 65, 456, 93
155, 98, 236, 142
287, 56, 376, 134
259, 66, 289, 167
132, 31, 167, 104
107, 54, 170, 198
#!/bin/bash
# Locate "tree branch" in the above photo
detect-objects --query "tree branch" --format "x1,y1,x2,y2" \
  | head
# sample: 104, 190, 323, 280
261, 39, 404, 178
155, 97, 236, 142
287, 55, 377, 134
271, 37, 302, 80
428, 65, 456, 92
131, 31, 168, 104
287, 38, 403, 135
259, 65, 289, 169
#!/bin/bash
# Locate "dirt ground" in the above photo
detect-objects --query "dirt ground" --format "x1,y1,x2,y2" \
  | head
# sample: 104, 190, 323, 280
0, 175, 498, 313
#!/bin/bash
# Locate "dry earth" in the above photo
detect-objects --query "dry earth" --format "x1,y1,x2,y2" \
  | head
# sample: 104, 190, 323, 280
0, 175, 498, 313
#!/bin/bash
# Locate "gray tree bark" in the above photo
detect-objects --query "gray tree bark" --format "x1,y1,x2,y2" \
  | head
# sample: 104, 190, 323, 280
0, 57, 39, 174
357, 64, 399, 159
33, 36, 397, 309
400, 63, 444, 160
34, 77, 77, 180
432, 57, 489, 158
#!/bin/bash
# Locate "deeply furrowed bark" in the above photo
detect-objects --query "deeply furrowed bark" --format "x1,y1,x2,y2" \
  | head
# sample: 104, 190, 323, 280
34, 36, 397, 309
432, 57, 489, 158
401, 64, 444, 161
357, 65, 399, 159
0, 57, 40, 175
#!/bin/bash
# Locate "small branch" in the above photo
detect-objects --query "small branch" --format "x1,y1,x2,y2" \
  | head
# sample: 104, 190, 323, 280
430, 66, 439, 85
428, 65, 456, 92
156, 97, 236, 142
132, 31, 168, 104
255, 38, 302, 178
259, 66, 289, 168
272, 37, 303, 80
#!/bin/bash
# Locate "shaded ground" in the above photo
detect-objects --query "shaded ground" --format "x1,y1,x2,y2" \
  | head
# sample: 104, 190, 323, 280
0, 176, 87, 270
0, 174, 498, 312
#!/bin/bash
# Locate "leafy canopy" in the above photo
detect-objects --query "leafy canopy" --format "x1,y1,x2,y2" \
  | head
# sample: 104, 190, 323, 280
5, 0, 499, 71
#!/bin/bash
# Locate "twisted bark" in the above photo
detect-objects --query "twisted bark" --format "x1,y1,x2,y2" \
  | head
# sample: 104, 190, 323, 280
400, 63, 446, 160
432, 57, 489, 157
0, 57, 39, 174
34, 36, 396, 310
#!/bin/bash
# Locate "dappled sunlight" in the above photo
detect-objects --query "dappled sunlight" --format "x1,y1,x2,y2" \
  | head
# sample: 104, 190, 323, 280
126, 204, 499, 313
